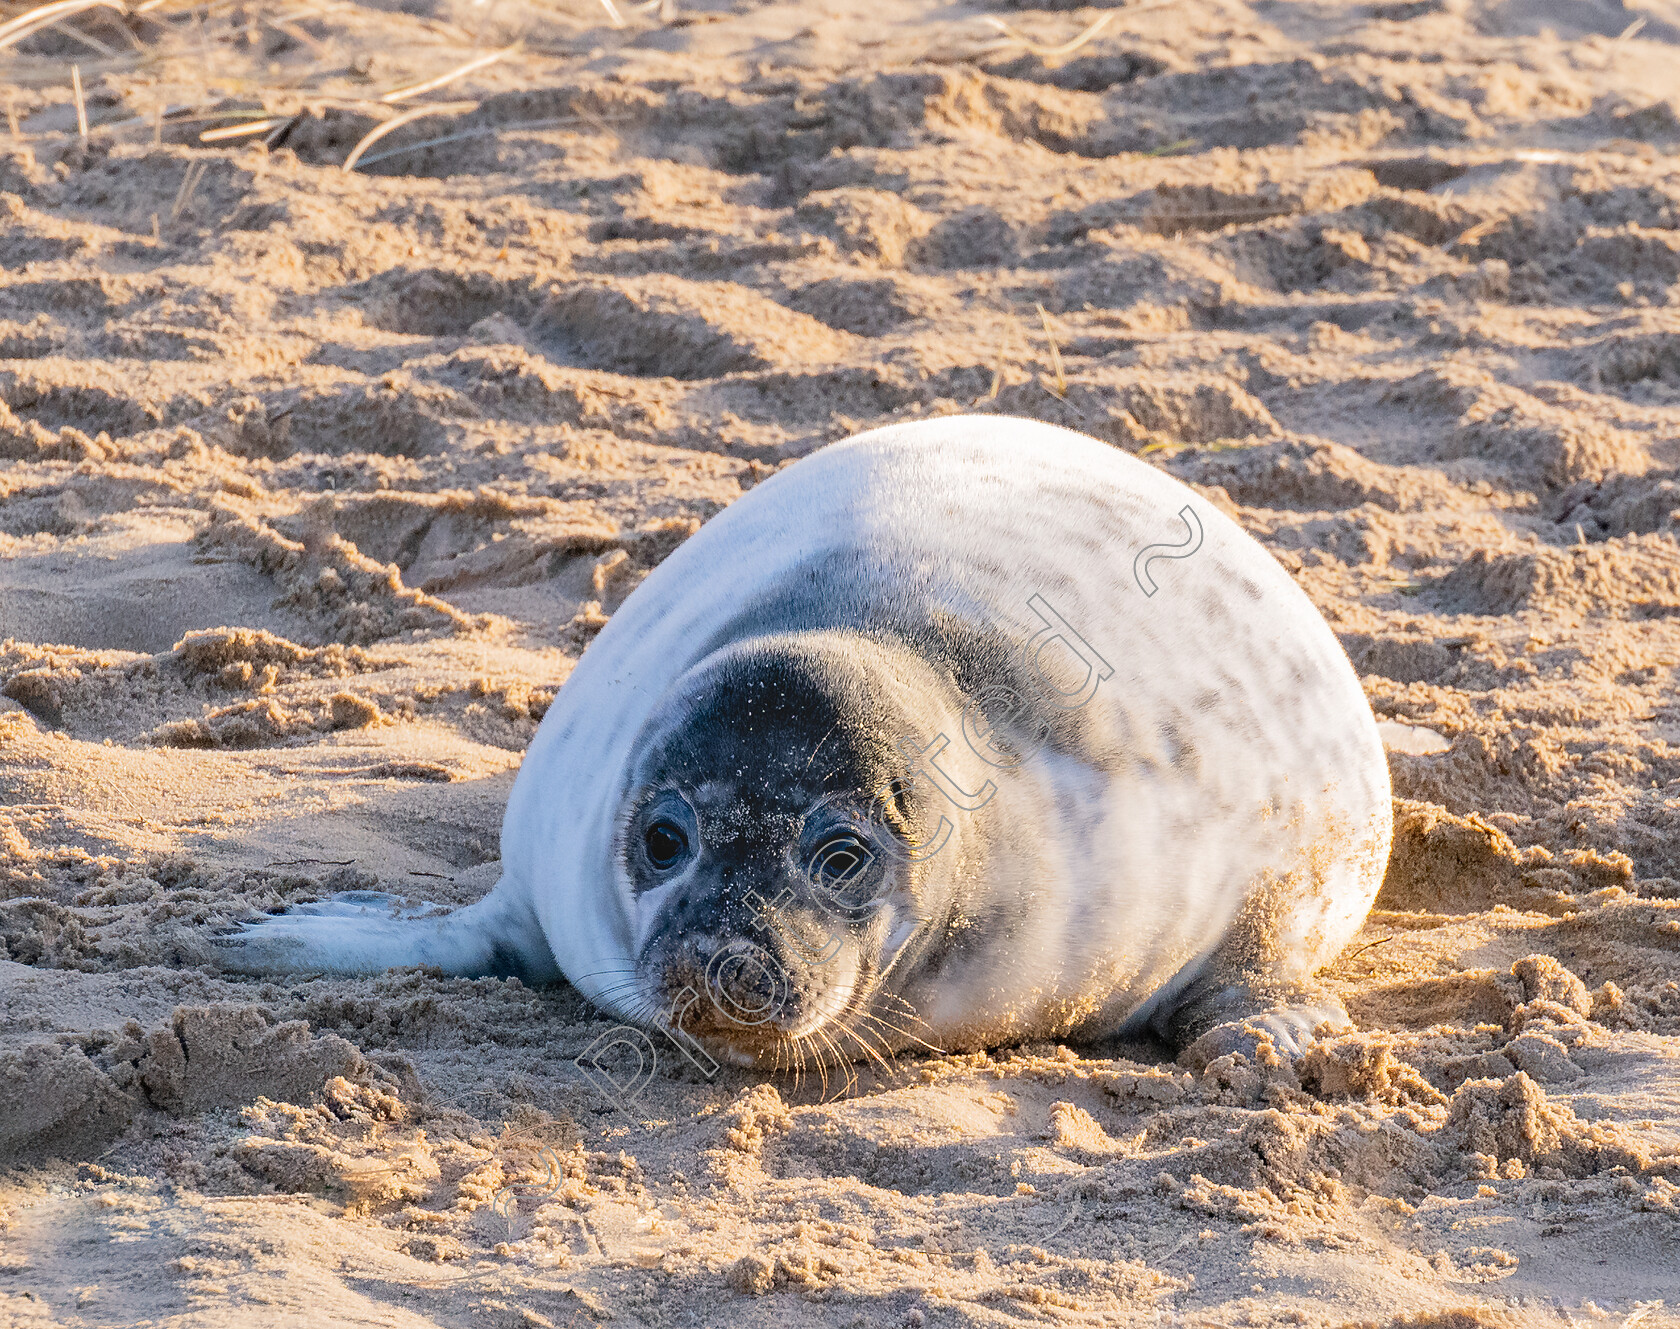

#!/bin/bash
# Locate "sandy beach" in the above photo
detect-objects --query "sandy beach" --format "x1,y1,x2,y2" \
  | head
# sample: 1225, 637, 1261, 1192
3, 0, 1680, 1323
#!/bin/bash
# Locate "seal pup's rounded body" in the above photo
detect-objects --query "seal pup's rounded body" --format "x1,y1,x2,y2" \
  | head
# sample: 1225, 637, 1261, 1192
217, 416, 1392, 1066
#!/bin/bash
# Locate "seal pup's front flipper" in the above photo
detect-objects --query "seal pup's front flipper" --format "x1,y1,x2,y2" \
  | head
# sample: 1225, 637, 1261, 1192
1154, 977, 1354, 1072
211, 880, 561, 984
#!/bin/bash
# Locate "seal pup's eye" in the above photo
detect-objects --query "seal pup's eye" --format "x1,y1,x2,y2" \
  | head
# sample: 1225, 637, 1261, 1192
810, 832, 870, 887
799, 813, 888, 923
644, 820, 690, 870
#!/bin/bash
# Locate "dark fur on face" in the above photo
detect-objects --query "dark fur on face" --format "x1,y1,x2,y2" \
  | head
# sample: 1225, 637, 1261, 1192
619, 633, 955, 1069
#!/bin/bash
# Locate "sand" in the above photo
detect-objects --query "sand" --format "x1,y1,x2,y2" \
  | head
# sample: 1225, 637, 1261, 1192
3, 0, 1680, 1322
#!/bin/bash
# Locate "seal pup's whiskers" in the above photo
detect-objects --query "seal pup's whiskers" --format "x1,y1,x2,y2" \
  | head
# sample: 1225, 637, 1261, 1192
852, 1007, 940, 1062
812, 1029, 860, 1100
834, 1016, 899, 1080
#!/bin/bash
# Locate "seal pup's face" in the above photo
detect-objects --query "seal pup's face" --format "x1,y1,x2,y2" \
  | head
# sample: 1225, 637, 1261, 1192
617, 632, 960, 1073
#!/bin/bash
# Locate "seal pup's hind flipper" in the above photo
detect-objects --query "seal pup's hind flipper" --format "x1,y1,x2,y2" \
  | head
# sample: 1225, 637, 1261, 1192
211, 881, 561, 984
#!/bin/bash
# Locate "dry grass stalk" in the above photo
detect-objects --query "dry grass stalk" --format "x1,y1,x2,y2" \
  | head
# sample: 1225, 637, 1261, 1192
0, 0, 126, 54
171, 108, 296, 133
353, 112, 627, 169
1034, 302, 1067, 398
266, 2, 335, 22
200, 116, 284, 142
261, 113, 300, 147
341, 98, 477, 172
1338, 936, 1393, 963
380, 44, 515, 104
947, 0, 1172, 65
70, 62, 87, 140
264, 15, 327, 56
169, 156, 206, 221
980, 10, 1117, 60
109, 4, 143, 48
51, 18, 117, 55
1452, 216, 1501, 250
986, 320, 1016, 400
597, 0, 625, 27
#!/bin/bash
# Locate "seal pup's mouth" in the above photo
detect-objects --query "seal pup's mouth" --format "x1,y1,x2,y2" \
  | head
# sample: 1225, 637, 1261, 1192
776, 964, 860, 1041
627, 860, 942, 1077
677, 954, 942, 1090
642, 934, 864, 1066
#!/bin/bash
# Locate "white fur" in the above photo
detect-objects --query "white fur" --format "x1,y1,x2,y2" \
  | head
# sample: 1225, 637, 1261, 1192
217, 416, 1392, 1053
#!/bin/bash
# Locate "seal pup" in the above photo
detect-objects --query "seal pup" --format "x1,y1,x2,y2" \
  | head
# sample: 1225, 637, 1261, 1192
215, 415, 1392, 1070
